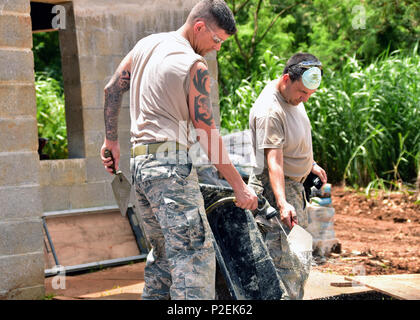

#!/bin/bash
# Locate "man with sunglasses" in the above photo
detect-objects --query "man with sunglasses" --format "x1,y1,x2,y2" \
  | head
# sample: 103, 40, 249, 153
100, 0, 257, 300
248, 53, 328, 299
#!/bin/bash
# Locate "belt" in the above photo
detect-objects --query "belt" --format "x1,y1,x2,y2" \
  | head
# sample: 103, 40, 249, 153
131, 141, 188, 157
286, 175, 306, 183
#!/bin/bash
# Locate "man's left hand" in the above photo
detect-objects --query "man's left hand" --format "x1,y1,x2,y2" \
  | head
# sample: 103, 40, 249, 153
312, 163, 327, 185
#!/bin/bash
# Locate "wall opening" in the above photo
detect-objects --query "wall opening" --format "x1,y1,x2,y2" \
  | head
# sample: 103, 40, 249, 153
31, 1, 85, 160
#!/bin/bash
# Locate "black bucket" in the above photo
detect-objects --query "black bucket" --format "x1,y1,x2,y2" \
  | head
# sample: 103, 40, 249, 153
199, 184, 283, 300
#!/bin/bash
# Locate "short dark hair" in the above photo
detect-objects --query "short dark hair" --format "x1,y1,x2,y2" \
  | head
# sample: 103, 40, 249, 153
283, 53, 322, 82
187, 0, 237, 35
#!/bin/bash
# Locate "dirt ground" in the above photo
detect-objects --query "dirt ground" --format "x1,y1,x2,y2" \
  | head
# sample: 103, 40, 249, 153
312, 185, 420, 276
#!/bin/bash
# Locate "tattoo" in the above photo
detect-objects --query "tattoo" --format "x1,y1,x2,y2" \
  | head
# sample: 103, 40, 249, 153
193, 68, 214, 127
104, 69, 131, 141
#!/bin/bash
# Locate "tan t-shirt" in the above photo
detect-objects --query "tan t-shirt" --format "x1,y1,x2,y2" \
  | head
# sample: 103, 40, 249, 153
129, 31, 207, 148
249, 80, 313, 179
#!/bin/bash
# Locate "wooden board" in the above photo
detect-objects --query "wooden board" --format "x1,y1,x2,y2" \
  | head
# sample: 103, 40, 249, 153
43, 210, 140, 268
344, 274, 420, 300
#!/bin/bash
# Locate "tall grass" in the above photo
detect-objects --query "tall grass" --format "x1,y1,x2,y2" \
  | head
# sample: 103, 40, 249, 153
219, 46, 420, 187
35, 72, 68, 159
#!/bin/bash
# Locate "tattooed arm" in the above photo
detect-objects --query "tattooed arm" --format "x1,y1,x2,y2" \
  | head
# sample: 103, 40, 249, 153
101, 51, 132, 174
188, 61, 257, 210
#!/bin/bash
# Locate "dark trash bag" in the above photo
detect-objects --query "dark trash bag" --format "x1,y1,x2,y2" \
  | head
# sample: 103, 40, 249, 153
200, 184, 283, 300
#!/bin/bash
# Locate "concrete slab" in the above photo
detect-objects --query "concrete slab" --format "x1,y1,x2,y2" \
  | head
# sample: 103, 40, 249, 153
46, 262, 372, 300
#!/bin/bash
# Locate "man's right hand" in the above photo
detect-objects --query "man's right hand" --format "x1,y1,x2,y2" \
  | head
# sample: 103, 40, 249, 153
234, 184, 258, 210
278, 200, 297, 229
100, 139, 120, 175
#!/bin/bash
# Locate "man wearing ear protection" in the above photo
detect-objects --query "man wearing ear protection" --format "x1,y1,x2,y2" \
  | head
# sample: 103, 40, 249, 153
248, 53, 328, 299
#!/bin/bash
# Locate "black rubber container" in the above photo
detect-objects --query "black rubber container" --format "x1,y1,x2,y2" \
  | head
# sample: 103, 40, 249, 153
199, 184, 283, 300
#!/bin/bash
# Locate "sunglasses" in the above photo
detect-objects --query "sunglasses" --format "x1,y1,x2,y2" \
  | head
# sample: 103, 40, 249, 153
206, 24, 224, 45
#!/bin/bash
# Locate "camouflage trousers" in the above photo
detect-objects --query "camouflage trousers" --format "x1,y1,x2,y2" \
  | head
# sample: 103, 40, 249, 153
130, 150, 216, 300
248, 169, 311, 300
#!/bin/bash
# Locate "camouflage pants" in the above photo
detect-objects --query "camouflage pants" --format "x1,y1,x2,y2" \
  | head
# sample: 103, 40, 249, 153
130, 150, 216, 300
248, 170, 311, 300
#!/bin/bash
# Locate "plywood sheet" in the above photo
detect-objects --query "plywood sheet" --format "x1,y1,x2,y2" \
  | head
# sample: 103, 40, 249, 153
44, 210, 140, 268
303, 271, 369, 300
345, 274, 420, 300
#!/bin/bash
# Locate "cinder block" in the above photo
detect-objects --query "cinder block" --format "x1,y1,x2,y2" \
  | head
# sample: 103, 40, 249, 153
0, 14, 32, 48
39, 159, 86, 187
0, 117, 38, 153
69, 181, 110, 209
93, 29, 113, 56
0, 84, 36, 118
0, 285, 44, 300
79, 15, 106, 32
0, 49, 34, 82
0, 252, 44, 294
80, 81, 101, 108
61, 55, 82, 87
40, 184, 71, 212
82, 108, 104, 131
0, 185, 42, 221
0, 152, 40, 187
76, 30, 94, 57
79, 55, 113, 82
0, 0, 30, 14
84, 129, 104, 158
85, 156, 112, 183
0, 220, 43, 256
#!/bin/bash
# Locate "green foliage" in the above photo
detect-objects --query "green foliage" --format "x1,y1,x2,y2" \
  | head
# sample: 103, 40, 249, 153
221, 47, 420, 187
306, 46, 420, 186
32, 32, 63, 85
33, 31, 67, 159
35, 73, 68, 159
219, 0, 420, 187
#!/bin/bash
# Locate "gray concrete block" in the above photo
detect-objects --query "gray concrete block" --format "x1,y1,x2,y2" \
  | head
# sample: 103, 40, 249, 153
79, 55, 113, 82
39, 159, 87, 187
85, 156, 111, 183
0, 219, 43, 256
0, 252, 44, 294
0, 14, 32, 48
80, 80, 101, 108
0, 49, 34, 82
0, 152, 40, 187
40, 184, 71, 212
0, 84, 36, 119
82, 108, 105, 132
0, 0, 30, 14
61, 55, 82, 87
0, 117, 38, 153
0, 185, 42, 221
69, 181, 111, 209
83, 129, 104, 158
0, 284, 45, 300
76, 30, 94, 57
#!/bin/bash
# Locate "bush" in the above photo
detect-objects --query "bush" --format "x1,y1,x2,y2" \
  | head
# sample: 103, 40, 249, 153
35, 73, 68, 159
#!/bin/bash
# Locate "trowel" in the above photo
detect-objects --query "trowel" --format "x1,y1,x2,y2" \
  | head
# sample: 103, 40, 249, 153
258, 198, 313, 253
104, 149, 131, 217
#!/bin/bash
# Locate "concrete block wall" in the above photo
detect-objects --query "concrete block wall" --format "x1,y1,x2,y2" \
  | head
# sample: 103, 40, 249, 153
0, 0, 45, 299
0, 0, 221, 299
